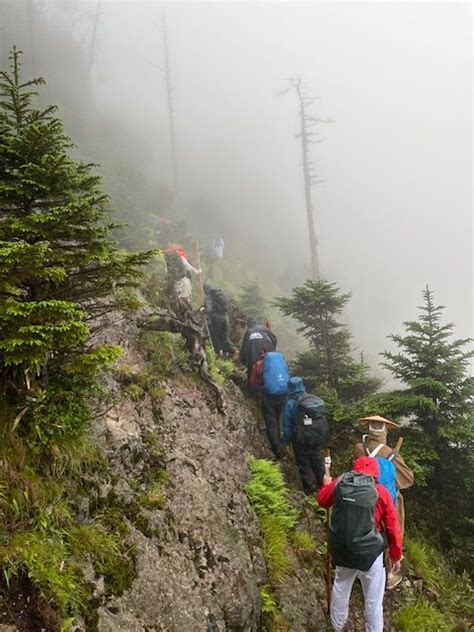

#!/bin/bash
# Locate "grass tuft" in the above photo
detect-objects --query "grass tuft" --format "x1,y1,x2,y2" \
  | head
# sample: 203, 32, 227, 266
393, 599, 453, 632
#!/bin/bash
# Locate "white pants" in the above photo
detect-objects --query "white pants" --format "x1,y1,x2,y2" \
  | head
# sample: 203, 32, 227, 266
331, 553, 385, 632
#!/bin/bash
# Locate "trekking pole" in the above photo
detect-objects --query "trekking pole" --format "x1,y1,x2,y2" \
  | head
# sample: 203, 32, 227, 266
324, 448, 332, 615
195, 240, 205, 304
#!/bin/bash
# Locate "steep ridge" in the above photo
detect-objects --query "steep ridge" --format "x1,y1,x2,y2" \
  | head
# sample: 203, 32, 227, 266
87, 323, 329, 631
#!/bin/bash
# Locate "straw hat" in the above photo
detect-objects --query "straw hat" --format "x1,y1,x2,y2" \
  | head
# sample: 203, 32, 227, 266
357, 415, 399, 431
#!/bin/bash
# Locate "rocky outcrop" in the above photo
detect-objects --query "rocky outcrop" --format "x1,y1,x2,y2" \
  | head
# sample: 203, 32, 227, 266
95, 364, 268, 631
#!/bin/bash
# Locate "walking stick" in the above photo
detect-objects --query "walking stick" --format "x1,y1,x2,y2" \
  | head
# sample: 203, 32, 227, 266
195, 240, 205, 304
324, 448, 332, 615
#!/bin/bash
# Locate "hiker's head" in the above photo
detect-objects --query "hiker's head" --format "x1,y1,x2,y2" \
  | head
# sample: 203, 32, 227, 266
203, 281, 213, 294
353, 456, 379, 480
357, 415, 399, 440
288, 376, 305, 395
353, 443, 366, 459
246, 317, 257, 328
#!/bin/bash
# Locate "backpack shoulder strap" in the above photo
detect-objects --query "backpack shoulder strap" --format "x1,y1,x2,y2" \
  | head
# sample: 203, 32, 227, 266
368, 443, 384, 458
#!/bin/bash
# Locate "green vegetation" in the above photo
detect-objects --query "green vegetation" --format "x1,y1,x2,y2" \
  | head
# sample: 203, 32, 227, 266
402, 535, 474, 629
239, 281, 267, 322
245, 457, 297, 583
381, 288, 473, 576
275, 280, 380, 415
205, 345, 235, 386
259, 584, 289, 632
0, 49, 152, 627
394, 600, 453, 632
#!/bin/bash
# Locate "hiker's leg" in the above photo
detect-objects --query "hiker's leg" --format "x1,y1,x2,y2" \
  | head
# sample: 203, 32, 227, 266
261, 396, 282, 457
331, 565, 357, 632
294, 447, 317, 495
221, 314, 235, 355
310, 445, 324, 488
208, 317, 220, 353
359, 553, 385, 632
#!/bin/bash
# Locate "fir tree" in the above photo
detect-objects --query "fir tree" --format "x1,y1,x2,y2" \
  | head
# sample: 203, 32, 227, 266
0, 48, 152, 441
238, 281, 267, 322
382, 287, 473, 571
275, 279, 380, 402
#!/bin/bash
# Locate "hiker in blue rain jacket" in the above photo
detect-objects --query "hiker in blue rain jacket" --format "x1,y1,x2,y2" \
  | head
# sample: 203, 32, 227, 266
282, 377, 328, 495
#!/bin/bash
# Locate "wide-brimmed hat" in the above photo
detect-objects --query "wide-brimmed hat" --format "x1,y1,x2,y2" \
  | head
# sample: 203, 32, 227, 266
357, 415, 399, 431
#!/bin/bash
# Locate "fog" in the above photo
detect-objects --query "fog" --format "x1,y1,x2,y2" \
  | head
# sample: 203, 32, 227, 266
1, 0, 472, 373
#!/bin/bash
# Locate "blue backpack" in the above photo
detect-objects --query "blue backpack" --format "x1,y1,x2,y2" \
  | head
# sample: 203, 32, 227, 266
263, 352, 289, 396
375, 457, 397, 506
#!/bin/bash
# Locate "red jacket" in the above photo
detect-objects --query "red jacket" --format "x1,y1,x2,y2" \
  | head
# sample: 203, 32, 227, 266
318, 456, 403, 563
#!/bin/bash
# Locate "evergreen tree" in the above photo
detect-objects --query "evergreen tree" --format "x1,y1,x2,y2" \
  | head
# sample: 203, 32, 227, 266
0, 48, 151, 443
275, 279, 380, 402
381, 287, 473, 571
238, 281, 267, 322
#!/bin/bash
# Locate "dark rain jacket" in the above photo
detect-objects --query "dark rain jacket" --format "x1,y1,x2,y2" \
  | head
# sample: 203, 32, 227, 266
239, 325, 277, 373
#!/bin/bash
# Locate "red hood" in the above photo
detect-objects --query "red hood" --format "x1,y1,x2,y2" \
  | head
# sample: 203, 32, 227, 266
353, 456, 379, 480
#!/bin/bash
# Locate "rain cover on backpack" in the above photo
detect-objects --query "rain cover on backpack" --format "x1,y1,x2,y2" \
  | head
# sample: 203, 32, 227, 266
263, 352, 289, 396
329, 472, 385, 571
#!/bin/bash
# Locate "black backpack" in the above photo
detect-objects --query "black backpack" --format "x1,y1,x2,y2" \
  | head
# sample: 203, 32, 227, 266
293, 394, 328, 447
210, 289, 228, 314
329, 472, 385, 571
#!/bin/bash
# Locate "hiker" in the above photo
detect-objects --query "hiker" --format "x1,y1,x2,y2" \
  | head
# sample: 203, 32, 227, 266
239, 318, 277, 384
356, 415, 414, 589
318, 456, 403, 632
203, 282, 235, 357
250, 351, 289, 459
164, 245, 202, 309
282, 377, 328, 495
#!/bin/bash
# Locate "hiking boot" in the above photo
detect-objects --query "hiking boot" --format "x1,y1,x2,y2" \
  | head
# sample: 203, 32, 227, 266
386, 569, 403, 590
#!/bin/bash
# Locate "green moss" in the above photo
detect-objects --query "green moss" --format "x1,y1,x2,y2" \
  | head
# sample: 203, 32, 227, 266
245, 457, 297, 583
68, 524, 135, 594
394, 599, 453, 632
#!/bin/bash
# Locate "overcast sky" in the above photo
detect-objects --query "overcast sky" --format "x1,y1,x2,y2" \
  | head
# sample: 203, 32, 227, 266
2, 0, 472, 373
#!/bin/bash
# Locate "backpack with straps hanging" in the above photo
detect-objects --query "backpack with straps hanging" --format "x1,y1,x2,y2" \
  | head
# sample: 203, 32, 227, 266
293, 394, 328, 447
329, 472, 385, 571
210, 289, 228, 314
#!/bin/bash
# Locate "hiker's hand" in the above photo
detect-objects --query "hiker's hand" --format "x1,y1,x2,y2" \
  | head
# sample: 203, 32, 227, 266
391, 560, 401, 573
323, 474, 332, 486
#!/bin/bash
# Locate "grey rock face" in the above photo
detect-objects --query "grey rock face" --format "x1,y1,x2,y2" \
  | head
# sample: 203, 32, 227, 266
97, 378, 267, 632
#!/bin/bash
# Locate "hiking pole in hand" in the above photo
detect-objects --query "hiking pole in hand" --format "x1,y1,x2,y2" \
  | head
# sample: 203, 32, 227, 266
324, 448, 332, 615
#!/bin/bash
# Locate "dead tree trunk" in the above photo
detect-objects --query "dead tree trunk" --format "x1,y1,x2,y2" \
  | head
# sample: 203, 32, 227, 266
295, 80, 319, 279
162, 13, 178, 193
87, 0, 101, 80
279, 77, 332, 280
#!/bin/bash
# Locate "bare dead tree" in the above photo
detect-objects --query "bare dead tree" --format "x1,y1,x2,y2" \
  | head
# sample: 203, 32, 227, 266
87, 0, 101, 80
162, 12, 178, 193
279, 77, 332, 279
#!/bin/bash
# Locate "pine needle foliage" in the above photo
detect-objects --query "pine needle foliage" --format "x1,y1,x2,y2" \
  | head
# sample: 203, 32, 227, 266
0, 47, 152, 442
0, 49, 150, 626
245, 457, 297, 583
275, 279, 380, 405
238, 281, 267, 322
381, 287, 474, 575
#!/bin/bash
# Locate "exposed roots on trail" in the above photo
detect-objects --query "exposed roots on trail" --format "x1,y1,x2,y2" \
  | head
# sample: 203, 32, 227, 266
137, 307, 225, 413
